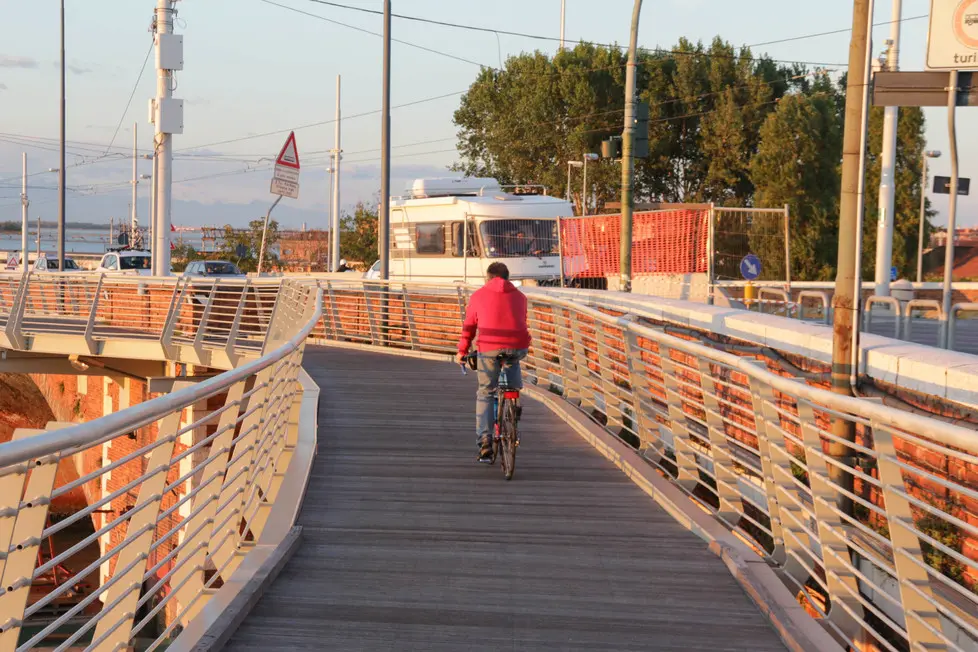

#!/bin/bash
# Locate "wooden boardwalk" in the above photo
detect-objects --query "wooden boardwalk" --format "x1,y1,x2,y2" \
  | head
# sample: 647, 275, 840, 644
228, 346, 786, 651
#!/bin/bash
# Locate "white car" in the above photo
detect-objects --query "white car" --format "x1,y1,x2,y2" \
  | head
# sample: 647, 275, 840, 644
363, 260, 381, 279
97, 250, 153, 276
34, 255, 82, 273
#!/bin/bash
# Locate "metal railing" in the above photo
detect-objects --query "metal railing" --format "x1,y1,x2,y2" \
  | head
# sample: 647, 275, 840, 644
312, 279, 978, 652
0, 274, 321, 651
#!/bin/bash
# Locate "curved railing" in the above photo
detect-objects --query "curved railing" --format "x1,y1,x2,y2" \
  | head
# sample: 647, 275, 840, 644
0, 274, 321, 651
311, 279, 978, 652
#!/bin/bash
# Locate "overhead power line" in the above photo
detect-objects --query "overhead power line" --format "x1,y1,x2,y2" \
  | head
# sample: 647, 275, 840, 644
296, 0, 926, 66
104, 41, 155, 155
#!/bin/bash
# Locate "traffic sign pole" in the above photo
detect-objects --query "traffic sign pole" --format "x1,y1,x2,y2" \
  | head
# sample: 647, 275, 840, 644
941, 69, 961, 348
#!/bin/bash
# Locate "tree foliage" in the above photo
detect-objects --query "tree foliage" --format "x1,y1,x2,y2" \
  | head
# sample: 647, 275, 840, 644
453, 40, 933, 281
218, 219, 280, 272
339, 202, 379, 267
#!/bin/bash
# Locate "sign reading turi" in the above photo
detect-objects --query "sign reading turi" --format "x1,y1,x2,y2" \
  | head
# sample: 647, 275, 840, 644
271, 131, 300, 199
927, 0, 978, 70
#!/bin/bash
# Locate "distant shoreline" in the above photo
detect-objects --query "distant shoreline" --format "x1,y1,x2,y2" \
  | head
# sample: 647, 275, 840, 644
0, 221, 109, 232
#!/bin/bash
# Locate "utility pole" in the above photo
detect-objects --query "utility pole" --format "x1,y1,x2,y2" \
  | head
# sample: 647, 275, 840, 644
151, 0, 181, 276
21, 153, 28, 273
830, 0, 874, 516
332, 75, 342, 272
379, 0, 391, 280
559, 0, 566, 52
619, 0, 642, 293
58, 0, 66, 272
941, 71, 961, 349
131, 122, 139, 236
874, 0, 903, 295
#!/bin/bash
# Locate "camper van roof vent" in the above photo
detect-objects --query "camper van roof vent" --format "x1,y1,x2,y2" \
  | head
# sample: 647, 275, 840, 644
406, 177, 501, 199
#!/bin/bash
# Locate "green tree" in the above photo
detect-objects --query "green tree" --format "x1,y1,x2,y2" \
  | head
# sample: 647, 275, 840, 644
339, 202, 379, 267
170, 243, 202, 272
218, 219, 280, 272
750, 84, 843, 281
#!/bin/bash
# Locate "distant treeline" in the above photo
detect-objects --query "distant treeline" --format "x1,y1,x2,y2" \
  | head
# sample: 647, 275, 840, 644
0, 221, 108, 232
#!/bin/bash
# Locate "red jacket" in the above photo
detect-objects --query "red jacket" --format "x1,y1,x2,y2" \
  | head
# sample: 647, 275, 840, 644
457, 277, 532, 354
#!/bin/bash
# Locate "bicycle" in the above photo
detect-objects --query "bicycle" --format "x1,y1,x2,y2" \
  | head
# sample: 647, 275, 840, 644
461, 352, 522, 481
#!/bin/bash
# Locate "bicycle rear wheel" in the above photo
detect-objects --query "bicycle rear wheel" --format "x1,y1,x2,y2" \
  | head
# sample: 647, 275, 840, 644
498, 398, 518, 481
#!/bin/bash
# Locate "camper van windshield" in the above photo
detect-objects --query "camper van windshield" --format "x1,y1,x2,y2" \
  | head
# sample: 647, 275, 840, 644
480, 219, 559, 258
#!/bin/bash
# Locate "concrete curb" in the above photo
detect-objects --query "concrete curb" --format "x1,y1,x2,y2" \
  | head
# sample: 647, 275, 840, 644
523, 385, 843, 652
182, 526, 303, 652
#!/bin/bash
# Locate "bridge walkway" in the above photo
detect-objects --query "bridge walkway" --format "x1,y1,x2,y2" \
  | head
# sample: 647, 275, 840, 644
227, 346, 787, 651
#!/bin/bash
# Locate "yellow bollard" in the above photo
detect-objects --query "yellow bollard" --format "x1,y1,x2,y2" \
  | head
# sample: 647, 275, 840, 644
744, 281, 755, 309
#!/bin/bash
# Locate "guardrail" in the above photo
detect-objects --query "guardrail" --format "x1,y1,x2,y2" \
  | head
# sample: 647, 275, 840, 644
0, 274, 321, 651
313, 279, 978, 652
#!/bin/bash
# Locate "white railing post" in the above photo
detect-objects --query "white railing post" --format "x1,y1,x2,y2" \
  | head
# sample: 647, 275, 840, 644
207, 369, 271, 580
89, 411, 181, 651
225, 279, 250, 359
657, 345, 701, 492
83, 273, 105, 355
171, 381, 247, 625
623, 325, 657, 454
3, 271, 30, 350
594, 326, 625, 431
0, 428, 53, 645
192, 280, 220, 351
872, 420, 948, 649
325, 280, 341, 340
696, 357, 746, 524
556, 307, 581, 403
402, 286, 420, 349
795, 401, 863, 639
161, 278, 187, 354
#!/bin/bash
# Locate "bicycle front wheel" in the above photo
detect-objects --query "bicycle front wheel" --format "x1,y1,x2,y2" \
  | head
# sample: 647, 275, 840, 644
498, 398, 518, 481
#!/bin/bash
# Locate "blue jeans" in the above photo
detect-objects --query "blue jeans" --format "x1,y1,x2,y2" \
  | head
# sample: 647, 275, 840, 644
476, 349, 528, 447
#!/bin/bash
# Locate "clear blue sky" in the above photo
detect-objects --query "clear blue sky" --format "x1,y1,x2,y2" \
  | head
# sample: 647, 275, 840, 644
0, 0, 972, 229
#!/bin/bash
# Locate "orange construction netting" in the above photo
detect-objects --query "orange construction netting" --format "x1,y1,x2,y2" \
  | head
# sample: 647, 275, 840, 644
560, 209, 710, 278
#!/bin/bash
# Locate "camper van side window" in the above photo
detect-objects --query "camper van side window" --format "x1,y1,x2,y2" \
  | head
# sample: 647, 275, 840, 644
415, 223, 446, 255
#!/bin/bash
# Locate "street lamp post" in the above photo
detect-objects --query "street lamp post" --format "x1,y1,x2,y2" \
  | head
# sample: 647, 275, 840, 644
566, 161, 583, 213
58, 0, 66, 272
917, 150, 941, 283
582, 152, 599, 215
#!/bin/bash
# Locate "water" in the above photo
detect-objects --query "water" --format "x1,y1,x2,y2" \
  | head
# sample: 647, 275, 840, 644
0, 228, 209, 256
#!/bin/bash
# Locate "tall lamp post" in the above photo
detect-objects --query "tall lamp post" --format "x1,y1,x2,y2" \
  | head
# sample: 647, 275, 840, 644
917, 150, 941, 283
566, 160, 582, 212
58, 0, 66, 272
582, 152, 599, 215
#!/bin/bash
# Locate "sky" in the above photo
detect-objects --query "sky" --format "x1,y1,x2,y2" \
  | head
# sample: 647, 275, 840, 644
0, 0, 975, 230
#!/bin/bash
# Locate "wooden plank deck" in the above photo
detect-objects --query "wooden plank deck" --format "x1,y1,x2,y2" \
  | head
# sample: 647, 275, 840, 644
228, 346, 786, 651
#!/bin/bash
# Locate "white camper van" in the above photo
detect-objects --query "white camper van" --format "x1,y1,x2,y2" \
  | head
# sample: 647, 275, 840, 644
380, 177, 574, 285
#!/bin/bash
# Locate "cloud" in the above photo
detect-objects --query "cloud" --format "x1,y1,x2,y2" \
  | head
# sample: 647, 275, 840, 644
0, 55, 38, 69
0, 84, 7, 92
67, 62, 93, 75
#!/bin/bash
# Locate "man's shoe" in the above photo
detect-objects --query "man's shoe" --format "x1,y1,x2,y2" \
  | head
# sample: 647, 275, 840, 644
478, 441, 493, 464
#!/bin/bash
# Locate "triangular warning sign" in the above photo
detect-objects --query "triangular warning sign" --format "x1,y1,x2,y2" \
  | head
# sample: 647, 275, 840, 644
275, 131, 300, 169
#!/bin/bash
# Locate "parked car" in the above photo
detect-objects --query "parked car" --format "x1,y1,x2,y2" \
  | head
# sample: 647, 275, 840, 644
96, 250, 153, 276
183, 260, 245, 277
34, 255, 81, 272
363, 260, 381, 279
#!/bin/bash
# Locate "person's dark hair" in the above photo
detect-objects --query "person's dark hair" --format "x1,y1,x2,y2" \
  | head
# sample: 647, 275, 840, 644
486, 262, 510, 280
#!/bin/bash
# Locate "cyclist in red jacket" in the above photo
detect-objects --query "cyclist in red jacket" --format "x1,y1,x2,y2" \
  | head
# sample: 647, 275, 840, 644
456, 263, 532, 463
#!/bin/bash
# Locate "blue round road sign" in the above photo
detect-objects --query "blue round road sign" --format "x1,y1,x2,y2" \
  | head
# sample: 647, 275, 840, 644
740, 254, 761, 281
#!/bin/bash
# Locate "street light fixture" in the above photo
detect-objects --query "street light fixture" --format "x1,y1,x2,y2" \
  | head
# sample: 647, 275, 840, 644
917, 150, 942, 283
566, 160, 583, 210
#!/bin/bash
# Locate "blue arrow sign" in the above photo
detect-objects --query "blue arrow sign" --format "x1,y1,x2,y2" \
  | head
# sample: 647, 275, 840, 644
740, 254, 761, 281
890, 266, 898, 282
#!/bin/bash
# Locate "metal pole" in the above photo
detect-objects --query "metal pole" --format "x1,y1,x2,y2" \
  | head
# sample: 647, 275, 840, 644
706, 204, 715, 305
619, 0, 642, 293
566, 162, 572, 204
132, 122, 138, 236
830, 0, 873, 517
851, 0, 874, 389
331, 75, 342, 272
149, 148, 157, 256
917, 154, 928, 283
941, 70, 960, 349
154, 0, 176, 276
37, 215, 41, 258
582, 155, 588, 216
379, 0, 391, 280
257, 195, 282, 276
21, 153, 28, 273
874, 0, 903, 295
327, 156, 334, 272
463, 217, 469, 284
559, 0, 566, 51
557, 215, 565, 288
783, 203, 791, 294
58, 0, 66, 272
